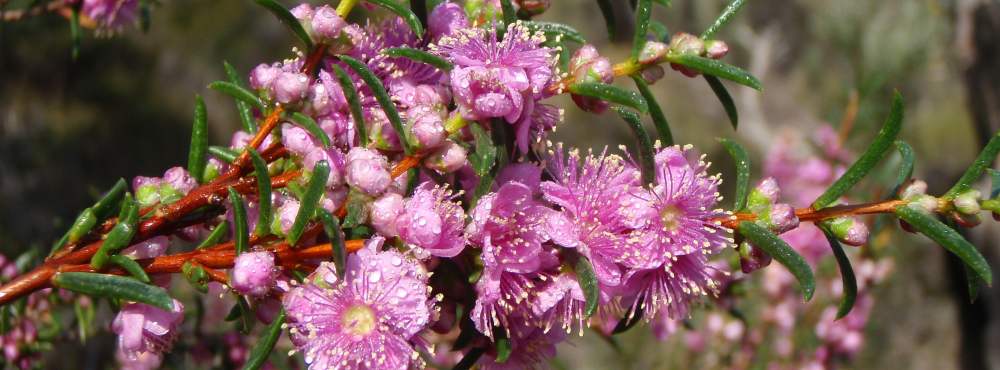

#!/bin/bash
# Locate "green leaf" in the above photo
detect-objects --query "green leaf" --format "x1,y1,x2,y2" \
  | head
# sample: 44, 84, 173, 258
719, 138, 751, 211
468, 122, 498, 178
91, 194, 139, 270
701, 0, 748, 39
988, 168, 1000, 199
288, 161, 331, 246
319, 210, 347, 278
499, 0, 517, 25
821, 227, 857, 319
188, 95, 209, 184
648, 21, 670, 42
382, 47, 453, 71
289, 112, 331, 149
53, 272, 173, 311
209, 146, 239, 163
196, 223, 229, 250
341, 56, 413, 154
249, 150, 273, 237
69, 6, 81, 60
613, 107, 656, 185
495, 331, 512, 363
965, 264, 981, 302
812, 92, 904, 209
575, 257, 601, 317
365, 0, 425, 37
738, 221, 816, 300
243, 309, 287, 370
331, 65, 368, 147
523, 21, 586, 44
208, 81, 266, 112
228, 187, 249, 255
595, 0, 617, 40
890, 140, 915, 195
895, 204, 992, 285
631, 76, 673, 146
92, 178, 128, 219
944, 130, 1000, 199
224, 61, 258, 132
108, 255, 151, 284
705, 76, 738, 129
253, 0, 314, 50
631, 0, 652, 60
66, 209, 98, 245
666, 54, 761, 90
569, 82, 648, 113
611, 300, 645, 334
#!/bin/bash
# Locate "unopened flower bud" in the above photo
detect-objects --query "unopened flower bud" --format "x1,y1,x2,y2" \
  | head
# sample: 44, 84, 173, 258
748, 177, 780, 210
953, 190, 981, 215
273, 199, 300, 235
231, 251, 277, 297
370, 193, 405, 237
289, 3, 313, 21
249, 63, 281, 90
950, 211, 982, 228
705, 40, 729, 59
738, 241, 772, 273
273, 72, 310, 104
428, 2, 468, 39
310, 5, 345, 41
516, 0, 550, 16
768, 203, 799, 234
638, 41, 669, 64
640, 65, 666, 83
908, 194, 939, 213
425, 141, 467, 173
826, 217, 868, 246
408, 106, 446, 149
345, 148, 392, 195
898, 179, 927, 200
669, 32, 705, 56
163, 167, 197, 195
135, 180, 161, 207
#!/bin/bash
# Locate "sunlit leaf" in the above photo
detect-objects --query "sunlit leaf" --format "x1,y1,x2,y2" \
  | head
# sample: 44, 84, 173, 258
719, 138, 751, 211
53, 272, 173, 311
288, 161, 331, 246
821, 227, 857, 319
944, 130, 1000, 199
242, 309, 286, 370
738, 221, 815, 300
895, 204, 992, 285
228, 187, 249, 255
569, 82, 648, 113
575, 257, 601, 317
701, 0, 748, 39
188, 95, 209, 183
208, 81, 266, 112
665, 54, 761, 90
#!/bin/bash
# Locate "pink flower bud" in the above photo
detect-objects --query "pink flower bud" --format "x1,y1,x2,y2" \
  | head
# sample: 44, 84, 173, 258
289, 3, 313, 21
705, 40, 729, 59
276, 199, 300, 235
738, 241, 772, 273
640, 65, 666, 83
516, 0, 550, 15
408, 106, 446, 149
249, 63, 281, 90
899, 179, 927, 200
769, 203, 799, 234
425, 141, 467, 173
638, 41, 669, 64
428, 2, 469, 39
827, 217, 868, 246
754, 177, 781, 204
163, 167, 197, 194
371, 193, 405, 237
669, 32, 705, 55
311, 5, 346, 41
231, 251, 277, 297
272, 72, 310, 104
953, 190, 982, 215
345, 147, 392, 195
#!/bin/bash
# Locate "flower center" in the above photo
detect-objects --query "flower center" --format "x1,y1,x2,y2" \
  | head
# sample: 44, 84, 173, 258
341, 304, 377, 337
660, 205, 682, 232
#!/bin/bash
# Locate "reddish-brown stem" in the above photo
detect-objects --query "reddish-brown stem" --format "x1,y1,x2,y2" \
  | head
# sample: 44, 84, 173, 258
716, 199, 907, 229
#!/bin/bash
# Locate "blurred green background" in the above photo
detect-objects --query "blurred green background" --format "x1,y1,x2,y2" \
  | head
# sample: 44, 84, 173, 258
2, 0, 999, 369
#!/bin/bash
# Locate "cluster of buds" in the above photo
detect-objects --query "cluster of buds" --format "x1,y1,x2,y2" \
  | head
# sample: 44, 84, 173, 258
668, 32, 730, 77
738, 178, 800, 273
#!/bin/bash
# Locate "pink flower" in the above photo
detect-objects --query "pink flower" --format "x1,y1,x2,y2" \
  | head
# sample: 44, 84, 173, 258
112, 300, 185, 361
396, 183, 466, 258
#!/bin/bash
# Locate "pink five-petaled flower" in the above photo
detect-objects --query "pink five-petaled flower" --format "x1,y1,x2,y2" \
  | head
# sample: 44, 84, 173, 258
282, 239, 434, 370
540, 145, 644, 287
396, 182, 467, 259
111, 299, 185, 362
433, 22, 555, 152
466, 181, 551, 273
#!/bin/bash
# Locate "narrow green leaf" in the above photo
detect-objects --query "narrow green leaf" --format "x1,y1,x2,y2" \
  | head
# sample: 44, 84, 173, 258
965, 264, 981, 302
53, 272, 173, 311
569, 82, 648, 113
821, 227, 857, 319
890, 140, 915, 195
92, 178, 128, 219
499, 0, 517, 25
895, 205, 992, 285
228, 187, 249, 255
411, 0, 428, 28
341, 56, 413, 154
224, 61, 257, 132
196, 223, 229, 249
365, 0, 425, 37
612, 299, 645, 334
738, 221, 816, 300
523, 21, 586, 44
69, 6, 81, 60
631, 76, 673, 146
288, 161, 331, 246
468, 122, 498, 178
989, 169, 1000, 199
575, 257, 601, 317
382, 47, 453, 71
648, 21, 670, 42
812, 92, 904, 209
495, 332, 512, 363
108, 255, 151, 284
614, 107, 655, 185
66, 209, 98, 244
944, 130, 1000, 199
233, 296, 255, 333
288, 112, 331, 149
319, 211, 346, 278
719, 138, 751, 211
248, 150, 273, 237
208, 81, 266, 112
243, 309, 287, 370
631, 0, 652, 60
704, 76, 738, 129
666, 54, 761, 90
91, 194, 139, 270
188, 95, 209, 183
595, 0, 617, 40
209, 146, 239, 163
701, 0, 748, 39
331, 65, 368, 146
253, 0, 314, 49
